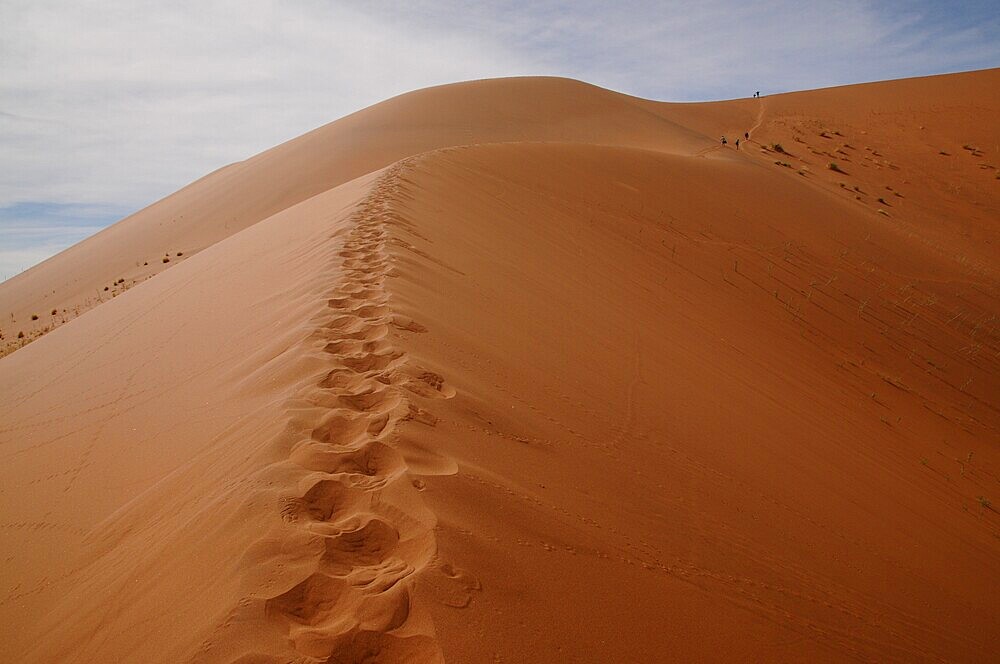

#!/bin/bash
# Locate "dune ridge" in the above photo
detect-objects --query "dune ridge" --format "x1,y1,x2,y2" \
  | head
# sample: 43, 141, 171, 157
231, 163, 446, 663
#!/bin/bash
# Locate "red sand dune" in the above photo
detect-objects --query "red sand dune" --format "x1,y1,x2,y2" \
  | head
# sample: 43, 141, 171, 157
1, 70, 998, 662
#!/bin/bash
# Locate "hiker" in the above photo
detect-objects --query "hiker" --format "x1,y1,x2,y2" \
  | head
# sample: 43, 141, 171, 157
744, 131, 749, 141
755, 90, 760, 98
735, 138, 740, 150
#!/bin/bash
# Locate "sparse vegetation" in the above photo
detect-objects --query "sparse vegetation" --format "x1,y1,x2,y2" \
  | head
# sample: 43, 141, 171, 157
162, 257, 170, 263
877, 197, 888, 205
31, 314, 38, 321
828, 162, 844, 173
18, 331, 24, 339
51, 309, 57, 315
978, 496, 992, 510
177, 252, 183, 256
939, 150, 950, 156
771, 143, 785, 153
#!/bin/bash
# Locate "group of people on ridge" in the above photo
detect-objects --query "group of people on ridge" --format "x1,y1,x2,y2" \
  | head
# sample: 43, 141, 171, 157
720, 91, 760, 149
721, 130, 751, 150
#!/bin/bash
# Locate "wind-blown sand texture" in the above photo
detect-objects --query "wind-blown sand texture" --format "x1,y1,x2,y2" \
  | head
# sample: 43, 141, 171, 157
1, 69, 998, 662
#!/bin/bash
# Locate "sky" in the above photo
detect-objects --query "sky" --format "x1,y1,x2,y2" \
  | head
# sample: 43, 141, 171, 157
1, 0, 998, 280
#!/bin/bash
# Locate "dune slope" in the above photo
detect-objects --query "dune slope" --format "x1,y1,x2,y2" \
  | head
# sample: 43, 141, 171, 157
1, 71, 999, 663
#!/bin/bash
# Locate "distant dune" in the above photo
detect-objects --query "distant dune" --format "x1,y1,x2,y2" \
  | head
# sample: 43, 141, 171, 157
1, 70, 998, 663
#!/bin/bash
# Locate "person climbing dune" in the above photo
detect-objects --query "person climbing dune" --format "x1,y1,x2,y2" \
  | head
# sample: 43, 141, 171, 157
744, 131, 749, 141
735, 138, 740, 150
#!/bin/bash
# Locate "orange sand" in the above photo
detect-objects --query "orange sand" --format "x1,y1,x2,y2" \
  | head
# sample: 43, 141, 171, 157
1, 69, 998, 662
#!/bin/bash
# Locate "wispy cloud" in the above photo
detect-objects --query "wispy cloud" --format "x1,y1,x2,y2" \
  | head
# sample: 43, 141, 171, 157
1, 0, 997, 277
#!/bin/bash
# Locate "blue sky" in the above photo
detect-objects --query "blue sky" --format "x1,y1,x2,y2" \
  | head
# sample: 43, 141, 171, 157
0, 203, 124, 280
1, 0, 998, 279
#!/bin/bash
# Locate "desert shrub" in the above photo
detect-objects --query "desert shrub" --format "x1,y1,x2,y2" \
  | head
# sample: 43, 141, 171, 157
828, 162, 843, 173
31, 314, 38, 320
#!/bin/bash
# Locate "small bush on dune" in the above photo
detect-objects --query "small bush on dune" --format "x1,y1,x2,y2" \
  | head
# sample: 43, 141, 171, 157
162, 257, 170, 263
828, 162, 844, 173
31, 314, 38, 321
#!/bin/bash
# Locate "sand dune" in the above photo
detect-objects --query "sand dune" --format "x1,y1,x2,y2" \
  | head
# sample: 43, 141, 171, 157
0, 77, 708, 357
1, 70, 998, 662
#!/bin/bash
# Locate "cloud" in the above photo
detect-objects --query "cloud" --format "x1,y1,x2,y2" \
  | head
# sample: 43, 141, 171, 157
0, 0, 533, 209
1, 0, 997, 276
360, 1, 1000, 99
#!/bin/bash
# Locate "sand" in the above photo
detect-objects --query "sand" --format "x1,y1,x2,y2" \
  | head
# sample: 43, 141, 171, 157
1, 69, 998, 662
